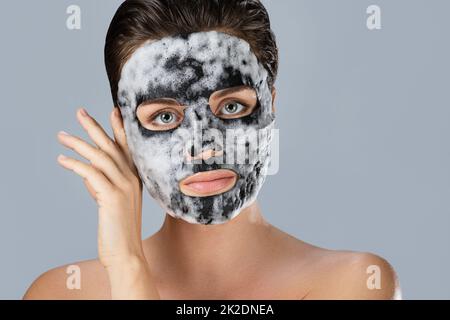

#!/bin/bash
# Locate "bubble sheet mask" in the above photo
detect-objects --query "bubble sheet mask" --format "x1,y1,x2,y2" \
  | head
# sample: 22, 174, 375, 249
117, 31, 275, 225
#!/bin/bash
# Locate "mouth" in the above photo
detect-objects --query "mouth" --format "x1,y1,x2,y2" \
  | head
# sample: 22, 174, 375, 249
179, 169, 238, 197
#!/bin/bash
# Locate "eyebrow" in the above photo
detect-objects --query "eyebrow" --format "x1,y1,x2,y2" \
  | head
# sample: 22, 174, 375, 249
138, 98, 182, 107
212, 86, 253, 100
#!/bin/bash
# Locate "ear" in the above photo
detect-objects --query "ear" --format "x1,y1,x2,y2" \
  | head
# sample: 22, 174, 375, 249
271, 86, 277, 113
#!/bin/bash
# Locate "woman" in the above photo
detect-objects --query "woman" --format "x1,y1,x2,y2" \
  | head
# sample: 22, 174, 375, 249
24, 0, 400, 300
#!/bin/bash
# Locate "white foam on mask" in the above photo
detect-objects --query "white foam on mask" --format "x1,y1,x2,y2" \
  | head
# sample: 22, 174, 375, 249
117, 31, 275, 225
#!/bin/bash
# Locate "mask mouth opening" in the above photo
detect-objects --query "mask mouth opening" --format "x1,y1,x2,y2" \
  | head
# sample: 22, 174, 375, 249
178, 168, 238, 197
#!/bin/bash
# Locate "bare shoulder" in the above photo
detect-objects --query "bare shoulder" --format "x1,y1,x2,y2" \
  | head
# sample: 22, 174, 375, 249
23, 259, 110, 300
268, 226, 401, 300
303, 248, 402, 300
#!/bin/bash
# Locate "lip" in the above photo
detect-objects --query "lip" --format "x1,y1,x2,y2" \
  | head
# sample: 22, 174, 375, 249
179, 169, 238, 197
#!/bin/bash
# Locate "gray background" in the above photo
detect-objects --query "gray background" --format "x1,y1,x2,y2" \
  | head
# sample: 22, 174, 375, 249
0, 0, 448, 299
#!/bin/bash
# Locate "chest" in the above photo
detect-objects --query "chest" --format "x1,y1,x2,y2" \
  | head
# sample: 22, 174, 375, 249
154, 272, 309, 300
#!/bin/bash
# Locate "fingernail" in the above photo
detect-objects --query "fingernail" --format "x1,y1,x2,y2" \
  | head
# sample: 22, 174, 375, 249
58, 154, 67, 161
58, 130, 70, 136
79, 108, 88, 117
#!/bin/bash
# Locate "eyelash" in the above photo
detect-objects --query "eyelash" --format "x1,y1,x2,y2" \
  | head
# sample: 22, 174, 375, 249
149, 109, 180, 126
217, 100, 249, 117
139, 96, 255, 131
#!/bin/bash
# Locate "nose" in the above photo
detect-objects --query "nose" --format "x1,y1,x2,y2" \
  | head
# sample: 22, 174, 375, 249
185, 147, 224, 162
183, 104, 224, 163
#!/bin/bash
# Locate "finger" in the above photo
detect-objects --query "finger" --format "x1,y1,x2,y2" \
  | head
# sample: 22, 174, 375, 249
57, 131, 128, 187
110, 107, 135, 171
76, 108, 128, 173
57, 154, 114, 194
83, 178, 97, 200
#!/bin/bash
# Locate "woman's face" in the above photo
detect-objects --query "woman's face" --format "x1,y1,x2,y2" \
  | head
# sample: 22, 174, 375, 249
117, 31, 275, 225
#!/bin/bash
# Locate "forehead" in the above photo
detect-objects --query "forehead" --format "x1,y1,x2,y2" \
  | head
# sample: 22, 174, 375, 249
118, 31, 268, 106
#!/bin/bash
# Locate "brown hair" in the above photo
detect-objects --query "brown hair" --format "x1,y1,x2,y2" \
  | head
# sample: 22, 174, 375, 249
104, 0, 279, 106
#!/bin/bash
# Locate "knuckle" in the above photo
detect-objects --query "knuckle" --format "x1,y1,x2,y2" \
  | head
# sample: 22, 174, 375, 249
105, 138, 117, 150
85, 166, 99, 178
96, 149, 110, 163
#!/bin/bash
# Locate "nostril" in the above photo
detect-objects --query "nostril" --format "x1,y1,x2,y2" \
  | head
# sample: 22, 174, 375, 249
187, 146, 224, 162
198, 149, 223, 161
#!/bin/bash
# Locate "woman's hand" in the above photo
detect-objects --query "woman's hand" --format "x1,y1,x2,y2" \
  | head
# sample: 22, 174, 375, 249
57, 107, 159, 299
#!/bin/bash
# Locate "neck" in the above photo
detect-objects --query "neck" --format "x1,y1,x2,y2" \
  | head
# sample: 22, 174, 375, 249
149, 201, 274, 281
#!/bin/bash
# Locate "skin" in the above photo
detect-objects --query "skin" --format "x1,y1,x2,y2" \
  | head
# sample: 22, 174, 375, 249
23, 88, 401, 300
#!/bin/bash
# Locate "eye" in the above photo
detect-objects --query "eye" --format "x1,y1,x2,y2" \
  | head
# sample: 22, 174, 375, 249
209, 86, 258, 119
137, 101, 184, 131
154, 111, 176, 125
217, 101, 248, 118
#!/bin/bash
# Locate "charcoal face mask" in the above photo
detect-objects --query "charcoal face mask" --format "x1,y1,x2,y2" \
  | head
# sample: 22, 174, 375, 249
117, 31, 275, 225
